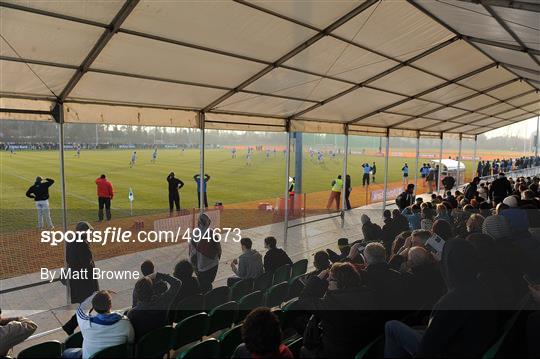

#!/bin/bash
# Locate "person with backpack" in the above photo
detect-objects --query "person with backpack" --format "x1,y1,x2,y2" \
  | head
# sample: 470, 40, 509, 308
188, 213, 221, 292
396, 184, 415, 211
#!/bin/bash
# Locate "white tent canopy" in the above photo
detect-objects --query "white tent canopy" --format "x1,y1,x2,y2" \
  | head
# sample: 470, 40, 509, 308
1, 0, 539, 136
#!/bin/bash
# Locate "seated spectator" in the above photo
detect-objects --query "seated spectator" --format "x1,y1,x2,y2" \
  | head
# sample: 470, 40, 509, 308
0, 309, 37, 357
390, 231, 411, 259
479, 201, 493, 218
63, 291, 134, 359
402, 204, 421, 230
432, 219, 454, 241
127, 272, 181, 341
228, 238, 263, 286
444, 191, 458, 208
402, 247, 445, 310
384, 239, 498, 357
132, 260, 156, 307
420, 206, 435, 230
168, 260, 201, 323
326, 237, 350, 263
381, 210, 398, 256
361, 214, 383, 242
392, 208, 410, 234
310, 251, 331, 277
435, 203, 451, 223
466, 214, 484, 234
263, 236, 292, 274
501, 196, 530, 235
232, 308, 293, 358
300, 262, 377, 358
389, 230, 430, 272
361, 243, 403, 310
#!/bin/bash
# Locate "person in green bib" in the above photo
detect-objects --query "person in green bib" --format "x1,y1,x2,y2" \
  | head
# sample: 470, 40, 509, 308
326, 175, 343, 210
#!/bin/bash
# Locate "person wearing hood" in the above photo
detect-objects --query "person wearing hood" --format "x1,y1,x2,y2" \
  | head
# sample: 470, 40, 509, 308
25, 176, 55, 229
228, 237, 263, 287
127, 272, 181, 342
384, 239, 498, 358
361, 214, 383, 242
62, 290, 134, 359
189, 213, 221, 292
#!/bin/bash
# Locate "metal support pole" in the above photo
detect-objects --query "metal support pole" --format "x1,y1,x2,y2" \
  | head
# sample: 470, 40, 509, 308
284, 131, 292, 243
534, 116, 540, 159
413, 132, 420, 199
55, 103, 69, 305
437, 133, 443, 194
472, 135, 478, 179
341, 128, 349, 225
382, 130, 390, 216
457, 134, 463, 187
199, 112, 205, 214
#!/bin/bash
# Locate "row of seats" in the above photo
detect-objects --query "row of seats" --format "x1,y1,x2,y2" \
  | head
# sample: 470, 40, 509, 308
17, 260, 309, 359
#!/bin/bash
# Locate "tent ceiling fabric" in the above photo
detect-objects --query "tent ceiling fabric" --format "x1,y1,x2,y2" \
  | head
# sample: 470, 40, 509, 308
0, 0, 538, 137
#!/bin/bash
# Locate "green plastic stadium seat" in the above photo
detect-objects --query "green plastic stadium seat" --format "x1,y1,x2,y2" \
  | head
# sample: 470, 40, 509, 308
170, 294, 204, 323
355, 335, 383, 359
230, 279, 254, 302
236, 290, 263, 323
203, 286, 230, 312
18, 341, 62, 358
176, 338, 220, 359
266, 282, 289, 308
286, 337, 303, 359
254, 272, 273, 292
173, 313, 209, 350
482, 310, 522, 359
136, 325, 175, 358
272, 264, 291, 285
63, 331, 83, 349
88, 343, 129, 359
291, 259, 308, 278
287, 275, 306, 300
218, 324, 243, 359
207, 301, 238, 336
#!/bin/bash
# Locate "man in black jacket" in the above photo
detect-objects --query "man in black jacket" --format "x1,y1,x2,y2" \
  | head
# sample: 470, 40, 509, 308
263, 236, 292, 274
166, 172, 184, 214
384, 239, 498, 358
25, 176, 55, 229
489, 172, 512, 204
464, 177, 480, 200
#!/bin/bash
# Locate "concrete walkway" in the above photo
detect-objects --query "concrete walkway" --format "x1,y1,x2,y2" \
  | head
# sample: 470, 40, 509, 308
6, 205, 385, 356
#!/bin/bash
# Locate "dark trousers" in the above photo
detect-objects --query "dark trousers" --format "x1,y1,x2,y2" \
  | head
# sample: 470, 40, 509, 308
197, 191, 209, 209
197, 265, 218, 293
98, 197, 111, 221
168, 191, 180, 212
345, 190, 351, 210
62, 314, 79, 335
363, 173, 370, 186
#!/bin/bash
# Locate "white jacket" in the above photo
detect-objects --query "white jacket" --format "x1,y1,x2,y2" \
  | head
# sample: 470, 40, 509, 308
77, 293, 134, 359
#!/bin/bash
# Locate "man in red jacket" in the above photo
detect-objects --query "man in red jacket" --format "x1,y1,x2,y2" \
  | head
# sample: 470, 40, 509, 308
95, 174, 114, 221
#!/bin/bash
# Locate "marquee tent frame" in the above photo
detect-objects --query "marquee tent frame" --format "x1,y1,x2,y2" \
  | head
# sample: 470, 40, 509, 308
1, 0, 539, 233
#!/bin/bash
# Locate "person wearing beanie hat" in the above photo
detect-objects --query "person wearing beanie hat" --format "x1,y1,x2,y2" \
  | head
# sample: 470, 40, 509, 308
502, 195, 519, 208
482, 215, 512, 241
25, 176, 55, 229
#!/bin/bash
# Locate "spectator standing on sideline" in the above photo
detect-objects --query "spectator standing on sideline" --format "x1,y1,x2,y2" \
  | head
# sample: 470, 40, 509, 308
95, 174, 113, 221
263, 236, 292, 274
372, 162, 377, 183
362, 163, 371, 186
189, 214, 221, 292
326, 175, 343, 210
62, 291, 135, 359
25, 176, 55, 229
62, 222, 100, 335
0, 310, 37, 357
193, 173, 210, 209
166, 172, 184, 214
228, 238, 263, 286
402, 163, 409, 185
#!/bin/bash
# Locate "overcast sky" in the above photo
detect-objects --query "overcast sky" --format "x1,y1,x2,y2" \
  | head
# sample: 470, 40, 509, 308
484, 116, 539, 139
